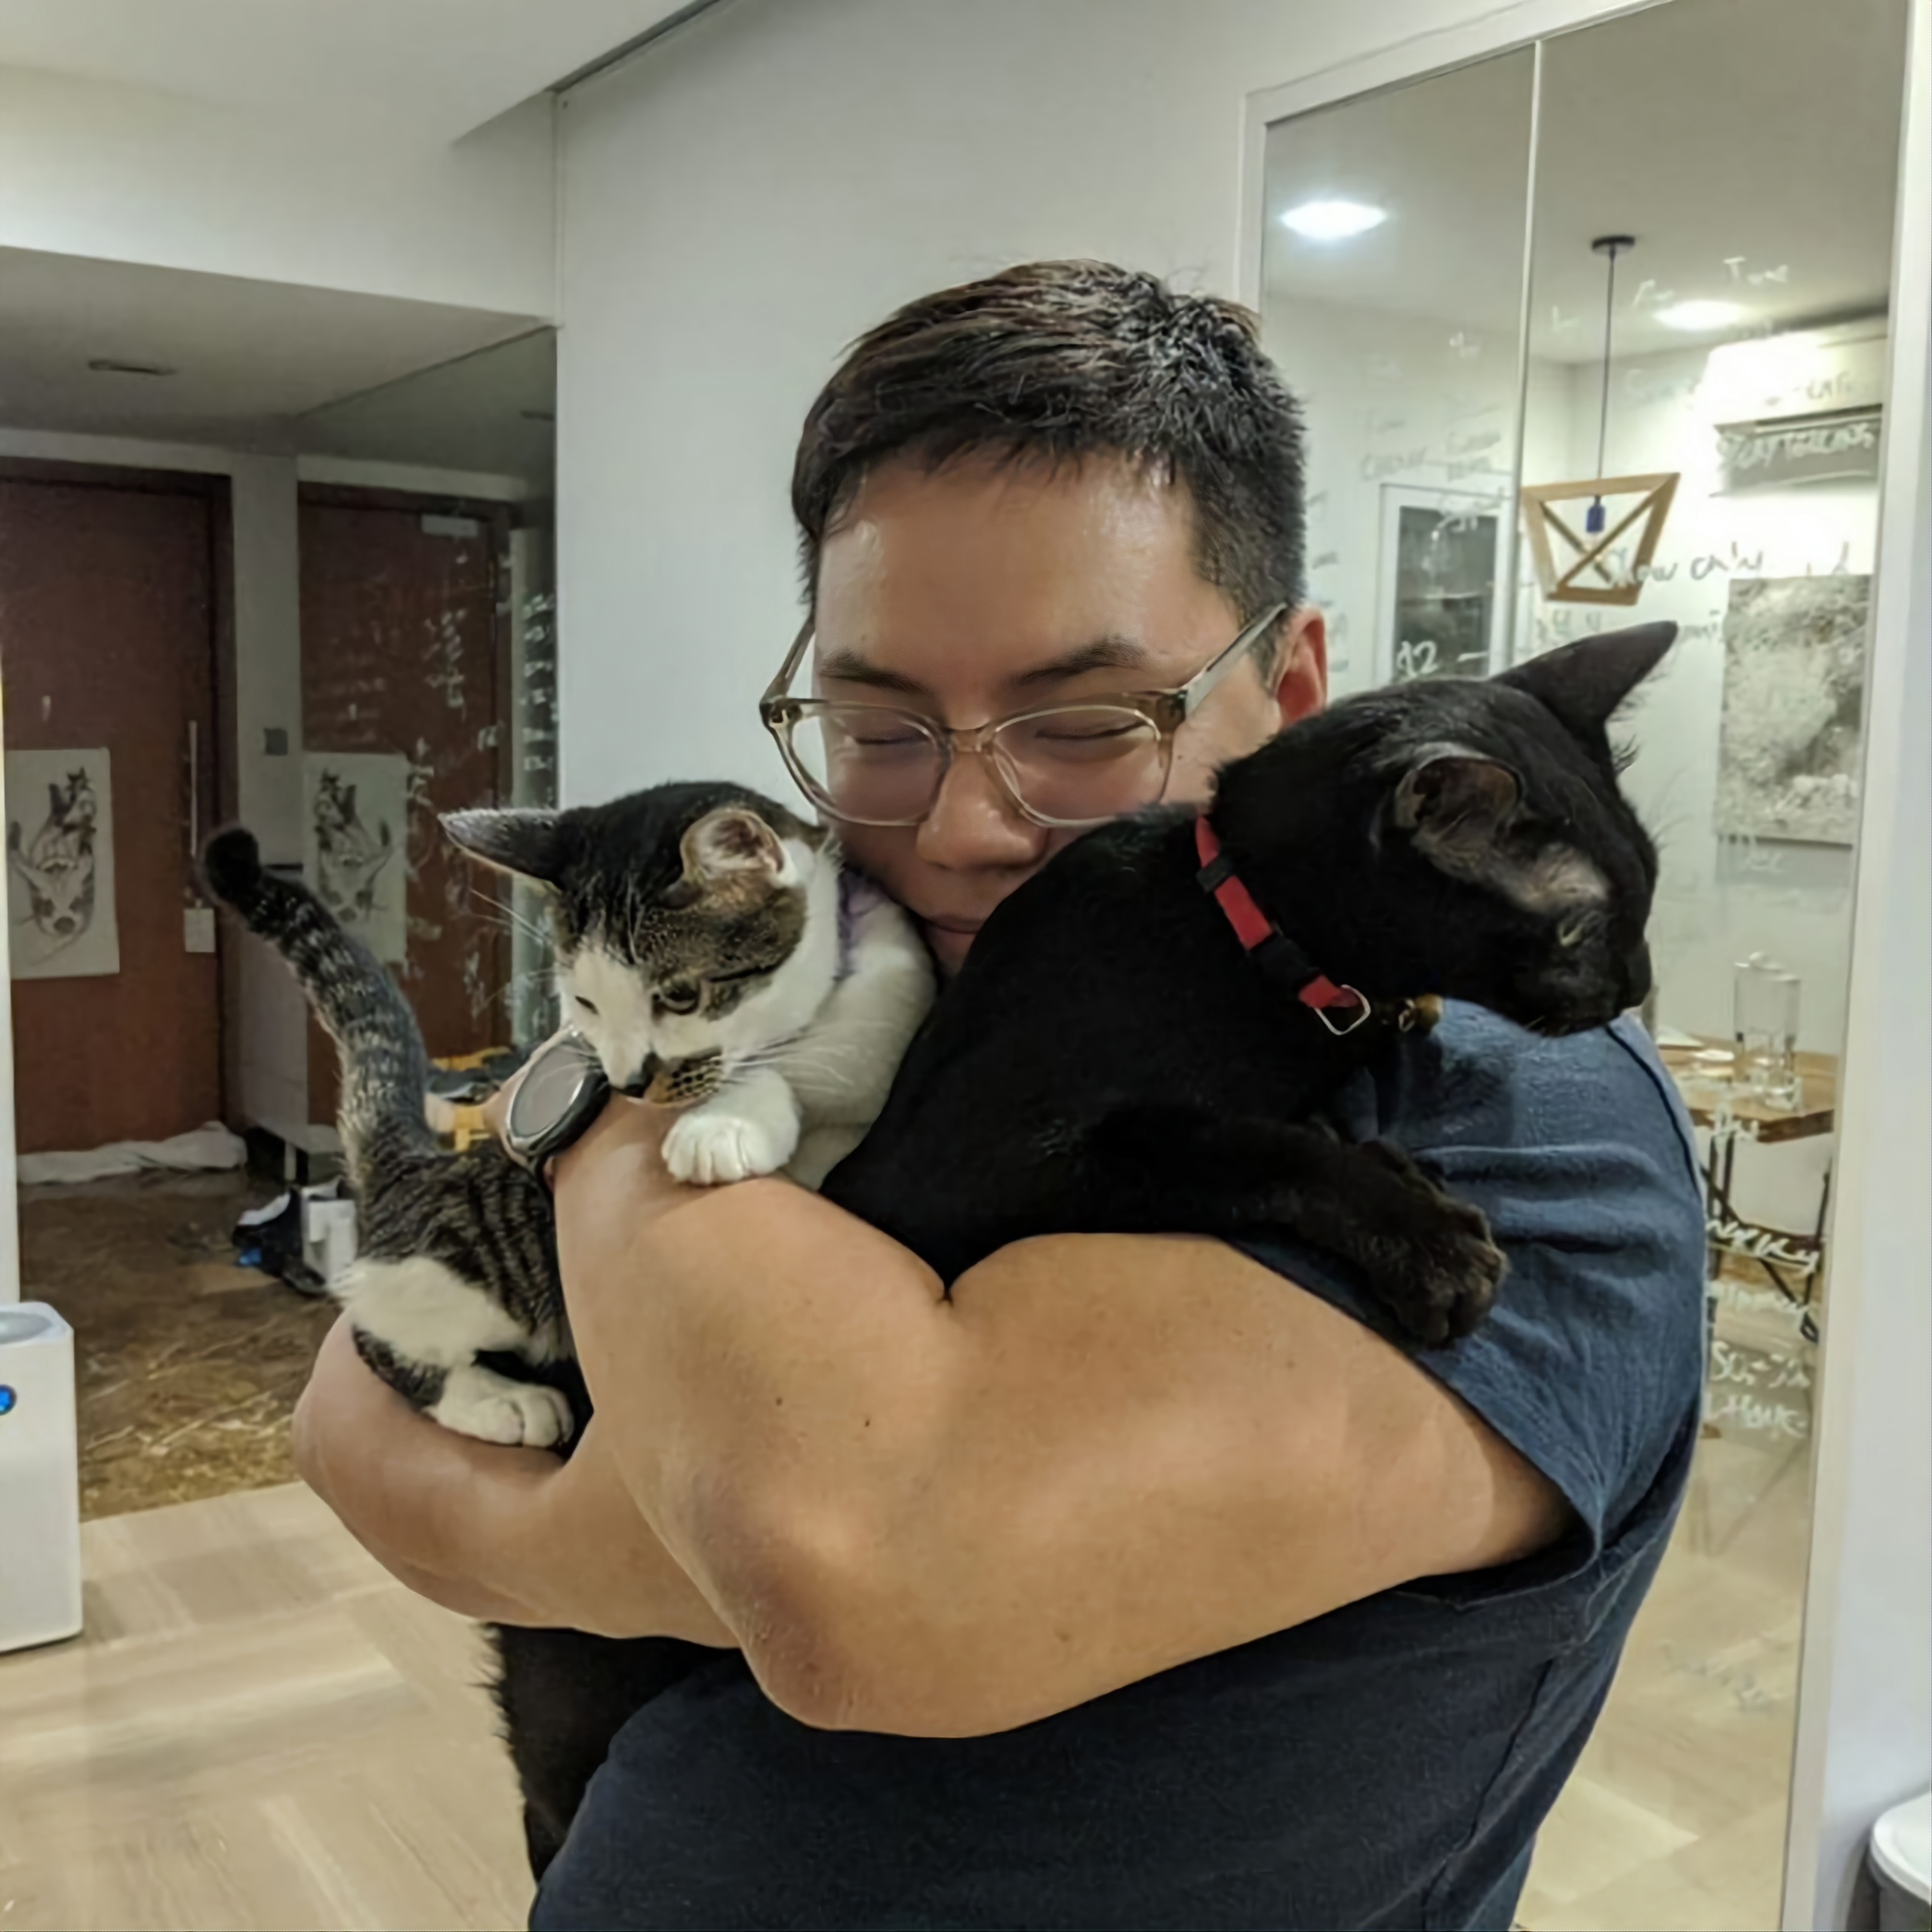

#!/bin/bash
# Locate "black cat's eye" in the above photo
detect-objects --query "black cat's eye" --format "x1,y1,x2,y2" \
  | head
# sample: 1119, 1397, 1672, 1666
574, 995, 599, 1017
654, 984, 703, 1017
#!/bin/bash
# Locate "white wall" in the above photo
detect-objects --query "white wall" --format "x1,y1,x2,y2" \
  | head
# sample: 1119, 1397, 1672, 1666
0, 68, 556, 318
553, 0, 1577, 806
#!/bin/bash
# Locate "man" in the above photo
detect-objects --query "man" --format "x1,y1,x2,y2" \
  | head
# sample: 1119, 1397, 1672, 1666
294, 262, 1706, 1929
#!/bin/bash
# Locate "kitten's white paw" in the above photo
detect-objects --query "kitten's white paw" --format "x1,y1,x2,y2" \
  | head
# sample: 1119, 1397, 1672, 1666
432, 1370, 573, 1448
664, 1109, 798, 1185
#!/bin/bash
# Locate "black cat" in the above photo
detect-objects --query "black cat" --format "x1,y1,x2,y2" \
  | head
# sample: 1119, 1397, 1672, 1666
821, 623, 1672, 1346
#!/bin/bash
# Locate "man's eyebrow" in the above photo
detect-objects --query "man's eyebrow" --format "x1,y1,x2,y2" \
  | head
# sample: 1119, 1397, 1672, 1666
816, 635, 1151, 699
816, 651, 935, 697
1008, 635, 1150, 688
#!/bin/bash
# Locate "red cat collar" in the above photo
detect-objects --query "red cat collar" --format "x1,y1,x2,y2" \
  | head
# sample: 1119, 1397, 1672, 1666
1194, 817, 1372, 1036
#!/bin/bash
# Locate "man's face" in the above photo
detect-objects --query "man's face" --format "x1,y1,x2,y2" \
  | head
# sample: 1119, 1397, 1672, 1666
812, 451, 1327, 972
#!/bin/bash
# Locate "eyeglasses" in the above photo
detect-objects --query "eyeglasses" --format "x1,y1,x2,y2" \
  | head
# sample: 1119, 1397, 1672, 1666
758, 602, 1287, 829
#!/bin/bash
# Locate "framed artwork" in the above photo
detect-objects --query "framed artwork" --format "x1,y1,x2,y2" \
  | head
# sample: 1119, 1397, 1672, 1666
303, 752, 410, 963
6, 748, 121, 980
1376, 486, 1505, 687
1715, 575, 1870, 847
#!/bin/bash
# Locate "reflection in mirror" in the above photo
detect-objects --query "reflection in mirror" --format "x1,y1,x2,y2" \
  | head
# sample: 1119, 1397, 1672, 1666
304, 330, 561, 1043
1261, 2, 1908, 1924
1513, 9, 1903, 1923
1260, 51, 1536, 697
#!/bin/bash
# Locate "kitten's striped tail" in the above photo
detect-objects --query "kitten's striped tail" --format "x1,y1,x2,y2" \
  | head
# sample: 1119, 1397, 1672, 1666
200, 827, 438, 1183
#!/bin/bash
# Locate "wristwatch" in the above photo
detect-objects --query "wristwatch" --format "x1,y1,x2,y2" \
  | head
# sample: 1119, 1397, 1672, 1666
503, 1031, 612, 1186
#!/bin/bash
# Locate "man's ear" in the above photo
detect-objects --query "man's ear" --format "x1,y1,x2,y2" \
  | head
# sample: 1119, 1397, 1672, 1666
680, 807, 800, 888
1390, 745, 1523, 885
1267, 606, 1328, 730
442, 808, 564, 885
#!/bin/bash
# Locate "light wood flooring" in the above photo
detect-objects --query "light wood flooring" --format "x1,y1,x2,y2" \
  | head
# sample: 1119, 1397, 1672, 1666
0, 1485, 533, 1931
0, 1281, 1814, 1932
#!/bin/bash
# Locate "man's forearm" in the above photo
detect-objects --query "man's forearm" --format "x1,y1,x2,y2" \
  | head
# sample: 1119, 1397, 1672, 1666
549, 1109, 961, 1651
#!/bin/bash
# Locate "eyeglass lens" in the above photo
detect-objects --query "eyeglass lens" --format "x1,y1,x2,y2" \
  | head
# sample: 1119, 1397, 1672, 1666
786, 706, 1169, 826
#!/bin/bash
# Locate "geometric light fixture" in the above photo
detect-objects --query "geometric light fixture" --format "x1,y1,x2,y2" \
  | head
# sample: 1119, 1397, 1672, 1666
1519, 472, 1680, 606
1519, 235, 1679, 605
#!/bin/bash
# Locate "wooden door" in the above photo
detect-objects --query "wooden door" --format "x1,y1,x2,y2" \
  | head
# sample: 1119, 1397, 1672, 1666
0, 474, 221, 1154
298, 492, 512, 1124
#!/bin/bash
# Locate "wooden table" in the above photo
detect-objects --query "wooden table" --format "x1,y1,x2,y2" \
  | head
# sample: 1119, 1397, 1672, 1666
1657, 1038, 1839, 1336
1657, 1041, 1838, 1142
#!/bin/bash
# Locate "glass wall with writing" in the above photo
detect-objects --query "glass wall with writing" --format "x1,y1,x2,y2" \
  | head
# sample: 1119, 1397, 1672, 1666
1257, 2, 1911, 1924
1258, 51, 1535, 700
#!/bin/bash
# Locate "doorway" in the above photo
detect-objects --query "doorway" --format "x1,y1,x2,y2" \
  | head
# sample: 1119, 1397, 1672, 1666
0, 464, 223, 1154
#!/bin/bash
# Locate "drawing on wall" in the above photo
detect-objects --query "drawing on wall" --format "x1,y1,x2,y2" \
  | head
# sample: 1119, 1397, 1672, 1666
304, 752, 409, 962
1715, 575, 1870, 846
1377, 486, 1501, 686
6, 749, 121, 979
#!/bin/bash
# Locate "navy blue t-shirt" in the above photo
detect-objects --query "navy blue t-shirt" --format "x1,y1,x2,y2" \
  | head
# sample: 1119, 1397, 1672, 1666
534, 1008, 1707, 1931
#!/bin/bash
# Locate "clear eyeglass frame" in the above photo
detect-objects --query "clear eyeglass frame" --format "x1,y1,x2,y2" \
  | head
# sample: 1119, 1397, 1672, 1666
758, 601, 1287, 829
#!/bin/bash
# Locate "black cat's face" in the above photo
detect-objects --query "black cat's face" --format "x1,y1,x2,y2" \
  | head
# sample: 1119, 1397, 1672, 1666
1221, 624, 1671, 1035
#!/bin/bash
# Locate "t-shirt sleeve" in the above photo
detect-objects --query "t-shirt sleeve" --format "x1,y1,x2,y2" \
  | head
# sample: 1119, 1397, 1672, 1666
1231, 1008, 1708, 1588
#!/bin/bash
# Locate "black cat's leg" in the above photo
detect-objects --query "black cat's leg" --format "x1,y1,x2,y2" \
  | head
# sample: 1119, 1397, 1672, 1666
493, 1627, 717, 1883
1078, 1108, 1505, 1346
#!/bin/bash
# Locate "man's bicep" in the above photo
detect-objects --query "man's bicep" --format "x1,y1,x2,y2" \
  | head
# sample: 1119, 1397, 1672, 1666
832, 1232, 1567, 1736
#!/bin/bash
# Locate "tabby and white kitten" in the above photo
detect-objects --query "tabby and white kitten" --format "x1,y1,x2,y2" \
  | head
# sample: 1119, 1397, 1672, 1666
201, 781, 933, 1448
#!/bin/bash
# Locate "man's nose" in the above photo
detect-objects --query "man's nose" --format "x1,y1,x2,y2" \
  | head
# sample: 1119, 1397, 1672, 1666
915, 749, 1048, 871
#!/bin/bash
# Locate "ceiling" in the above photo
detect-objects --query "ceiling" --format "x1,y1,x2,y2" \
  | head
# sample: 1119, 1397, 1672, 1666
0, 0, 699, 142
1263, 0, 1908, 361
0, 245, 549, 470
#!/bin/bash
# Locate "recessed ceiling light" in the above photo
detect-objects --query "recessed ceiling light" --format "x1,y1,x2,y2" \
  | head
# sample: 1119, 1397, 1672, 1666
87, 357, 176, 377
1654, 300, 1746, 333
1278, 199, 1388, 242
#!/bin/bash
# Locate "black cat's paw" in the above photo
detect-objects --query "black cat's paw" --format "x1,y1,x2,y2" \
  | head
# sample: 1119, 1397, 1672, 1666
1353, 1141, 1506, 1349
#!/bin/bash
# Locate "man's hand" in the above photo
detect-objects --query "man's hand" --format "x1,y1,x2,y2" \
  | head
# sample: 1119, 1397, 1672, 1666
292, 1313, 737, 1644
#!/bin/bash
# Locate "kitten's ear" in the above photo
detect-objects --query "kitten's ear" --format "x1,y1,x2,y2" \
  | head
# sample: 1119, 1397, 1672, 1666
681, 807, 799, 887
1496, 622, 1675, 743
1392, 746, 1522, 878
442, 808, 564, 884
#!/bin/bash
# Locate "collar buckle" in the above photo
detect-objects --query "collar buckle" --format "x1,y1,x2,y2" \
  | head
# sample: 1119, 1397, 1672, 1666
1195, 816, 1376, 1035
1312, 992, 1374, 1037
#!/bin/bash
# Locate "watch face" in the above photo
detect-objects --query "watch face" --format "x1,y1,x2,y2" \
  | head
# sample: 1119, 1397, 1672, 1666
507, 1032, 603, 1149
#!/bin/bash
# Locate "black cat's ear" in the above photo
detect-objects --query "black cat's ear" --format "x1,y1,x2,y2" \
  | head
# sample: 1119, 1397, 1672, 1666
1391, 742, 1522, 842
1496, 622, 1675, 743
681, 807, 799, 888
442, 808, 563, 884
1392, 746, 1522, 880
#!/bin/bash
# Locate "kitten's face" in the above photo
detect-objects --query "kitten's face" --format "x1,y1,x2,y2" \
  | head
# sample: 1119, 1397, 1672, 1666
444, 786, 838, 1097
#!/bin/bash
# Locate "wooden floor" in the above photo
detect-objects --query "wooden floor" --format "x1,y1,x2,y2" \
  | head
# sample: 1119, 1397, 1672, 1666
0, 1486, 533, 1931
0, 1278, 1814, 1932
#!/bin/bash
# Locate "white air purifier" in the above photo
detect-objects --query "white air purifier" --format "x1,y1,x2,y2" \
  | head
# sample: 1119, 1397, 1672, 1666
0, 1303, 83, 1653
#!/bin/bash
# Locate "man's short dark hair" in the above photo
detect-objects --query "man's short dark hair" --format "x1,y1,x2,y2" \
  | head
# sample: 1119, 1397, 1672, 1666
792, 261, 1306, 663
